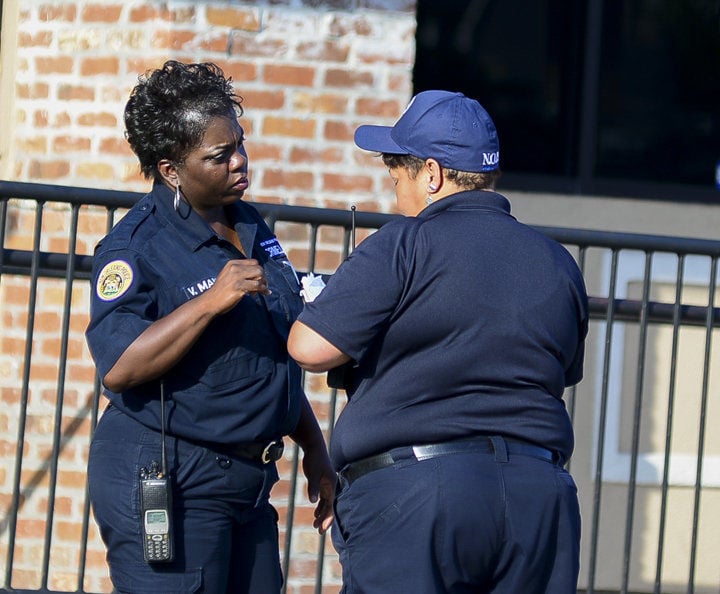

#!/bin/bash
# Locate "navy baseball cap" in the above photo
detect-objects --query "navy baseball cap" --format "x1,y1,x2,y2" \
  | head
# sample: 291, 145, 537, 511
354, 90, 500, 173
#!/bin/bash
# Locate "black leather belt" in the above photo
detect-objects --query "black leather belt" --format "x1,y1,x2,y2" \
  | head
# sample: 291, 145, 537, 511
215, 439, 285, 464
338, 437, 563, 487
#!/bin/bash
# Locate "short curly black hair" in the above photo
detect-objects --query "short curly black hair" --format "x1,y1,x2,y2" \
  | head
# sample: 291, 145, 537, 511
124, 60, 243, 181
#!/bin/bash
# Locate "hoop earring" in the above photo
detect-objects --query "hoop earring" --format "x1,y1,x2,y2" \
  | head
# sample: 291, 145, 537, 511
426, 183, 437, 205
173, 183, 181, 211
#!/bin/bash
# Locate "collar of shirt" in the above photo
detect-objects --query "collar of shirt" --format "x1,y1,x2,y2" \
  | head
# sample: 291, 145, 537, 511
419, 189, 512, 218
150, 182, 258, 255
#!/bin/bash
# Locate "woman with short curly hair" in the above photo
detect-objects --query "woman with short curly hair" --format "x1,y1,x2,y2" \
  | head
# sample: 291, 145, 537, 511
86, 60, 334, 594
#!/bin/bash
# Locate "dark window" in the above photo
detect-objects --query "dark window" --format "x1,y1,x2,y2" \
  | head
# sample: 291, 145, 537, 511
414, 0, 720, 202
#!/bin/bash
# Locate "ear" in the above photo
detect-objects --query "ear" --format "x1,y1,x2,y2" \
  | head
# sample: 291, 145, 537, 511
157, 159, 178, 187
424, 158, 444, 188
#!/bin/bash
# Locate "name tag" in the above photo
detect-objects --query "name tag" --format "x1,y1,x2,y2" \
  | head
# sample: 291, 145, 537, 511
183, 276, 216, 298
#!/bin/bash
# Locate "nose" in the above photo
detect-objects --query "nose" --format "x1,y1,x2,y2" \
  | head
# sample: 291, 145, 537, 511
230, 148, 247, 172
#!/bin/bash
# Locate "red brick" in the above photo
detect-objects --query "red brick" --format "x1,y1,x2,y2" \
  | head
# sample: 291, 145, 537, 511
211, 59, 258, 83
263, 169, 314, 190
36, 56, 74, 75
323, 120, 355, 142
77, 161, 115, 181
99, 137, 133, 156
228, 32, 287, 58
293, 93, 348, 114
329, 15, 374, 37
126, 58, 167, 78
356, 97, 402, 118
53, 136, 91, 153
16, 519, 46, 538
18, 31, 53, 47
206, 7, 260, 30
53, 112, 73, 127
240, 89, 285, 110
323, 173, 373, 193
263, 65, 315, 87
324, 68, 374, 88
39, 4, 77, 21
297, 40, 350, 63
128, 4, 194, 23
55, 520, 83, 541
35, 311, 62, 332
198, 32, 230, 53
18, 136, 48, 152
262, 116, 315, 139
16, 82, 49, 99
289, 146, 344, 165
81, 4, 123, 23
28, 160, 71, 179
246, 142, 283, 162
42, 337, 87, 359
57, 468, 88, 489
57, 85, 95, 101
151, 30, 197, 50
81, 57, 120, 76
358, 45, 414, 65
0, 283, 29, 305
77, 112, 117, 127
389, 73, 412, 94
68, 363, 101, 384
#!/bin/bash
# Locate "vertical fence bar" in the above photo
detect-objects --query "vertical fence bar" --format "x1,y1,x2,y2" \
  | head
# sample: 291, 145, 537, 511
620, 251, 653, 594
39, 204, 81, 590
281, 222, 320, 594
4, 201, 44, 589
586, 247, 619, 594
653, 253, 685, 594
79, 375, 104, 593
686, 256, 718, 594
312, 222, 353, 593
566, 244, 588, 434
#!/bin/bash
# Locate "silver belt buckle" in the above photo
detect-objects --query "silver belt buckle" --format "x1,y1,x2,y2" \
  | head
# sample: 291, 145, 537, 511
261, 439, 284, 464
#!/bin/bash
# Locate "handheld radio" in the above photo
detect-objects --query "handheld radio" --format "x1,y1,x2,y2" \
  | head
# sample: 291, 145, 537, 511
139, 381, 174, 563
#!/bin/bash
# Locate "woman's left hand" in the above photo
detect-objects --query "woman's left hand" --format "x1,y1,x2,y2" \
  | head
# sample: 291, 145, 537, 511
301, 442, 336, 534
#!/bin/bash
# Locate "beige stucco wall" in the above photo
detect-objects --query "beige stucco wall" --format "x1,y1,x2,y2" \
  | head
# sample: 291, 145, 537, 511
509, 190, 720, 242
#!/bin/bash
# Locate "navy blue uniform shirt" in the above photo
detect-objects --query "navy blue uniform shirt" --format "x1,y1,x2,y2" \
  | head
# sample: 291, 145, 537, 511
298, 190, 589, 469
86, 183, 303, 446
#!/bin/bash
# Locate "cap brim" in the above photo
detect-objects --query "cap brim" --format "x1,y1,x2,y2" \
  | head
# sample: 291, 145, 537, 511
354, 125, 406, 154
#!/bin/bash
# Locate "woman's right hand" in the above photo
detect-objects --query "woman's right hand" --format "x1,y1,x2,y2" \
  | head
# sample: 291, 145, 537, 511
102, 258, 271, 392
206, 259, 271, 315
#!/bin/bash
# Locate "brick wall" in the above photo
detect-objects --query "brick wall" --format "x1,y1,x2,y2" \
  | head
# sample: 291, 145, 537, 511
0, 1, 417, 591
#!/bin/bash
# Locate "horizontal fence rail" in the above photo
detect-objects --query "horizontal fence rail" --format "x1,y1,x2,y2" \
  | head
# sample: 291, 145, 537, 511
1, 179, 719, 594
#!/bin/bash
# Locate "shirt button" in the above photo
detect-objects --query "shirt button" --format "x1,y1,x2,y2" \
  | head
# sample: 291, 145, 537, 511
216, 456, 232, 469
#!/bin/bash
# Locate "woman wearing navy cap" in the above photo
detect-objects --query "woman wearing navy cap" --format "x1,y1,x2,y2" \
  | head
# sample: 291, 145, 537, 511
85, 61, 334, 594
289, 90, 589, 594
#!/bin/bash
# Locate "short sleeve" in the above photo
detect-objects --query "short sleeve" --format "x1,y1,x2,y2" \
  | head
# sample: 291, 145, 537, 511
298, 219, 417, 362
85, 248, 159, 381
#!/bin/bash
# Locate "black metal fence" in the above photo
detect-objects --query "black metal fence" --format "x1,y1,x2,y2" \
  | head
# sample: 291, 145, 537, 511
1, 180, 719, 594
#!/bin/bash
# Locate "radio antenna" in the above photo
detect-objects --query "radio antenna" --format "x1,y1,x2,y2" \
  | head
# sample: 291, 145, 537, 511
350, 205, 356, 253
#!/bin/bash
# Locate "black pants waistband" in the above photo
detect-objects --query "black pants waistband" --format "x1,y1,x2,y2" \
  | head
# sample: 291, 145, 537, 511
196, 438, 285, 464
338, 436, 564, 487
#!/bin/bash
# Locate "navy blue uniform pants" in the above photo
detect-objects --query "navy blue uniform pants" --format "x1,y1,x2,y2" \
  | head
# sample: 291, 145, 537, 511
332, 436, 580, 594
88, 406, 282, 594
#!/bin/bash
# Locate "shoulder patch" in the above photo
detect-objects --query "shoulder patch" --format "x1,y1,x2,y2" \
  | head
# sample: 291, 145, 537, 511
96, 260, 134, 301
